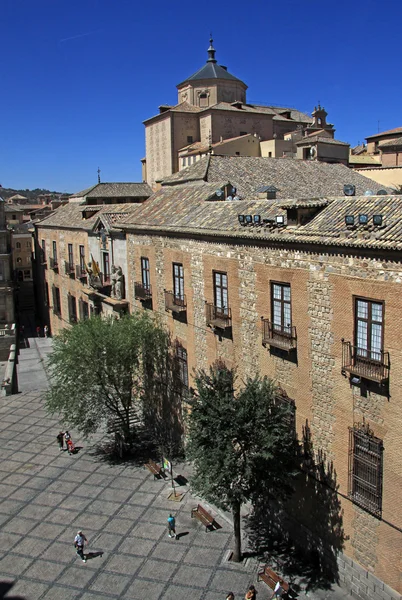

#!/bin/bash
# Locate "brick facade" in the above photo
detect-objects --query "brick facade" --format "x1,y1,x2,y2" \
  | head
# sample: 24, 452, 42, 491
126, 232, 402, 597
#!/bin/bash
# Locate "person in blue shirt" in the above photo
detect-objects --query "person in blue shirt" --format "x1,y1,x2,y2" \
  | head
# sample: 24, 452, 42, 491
167, 514, 177, 539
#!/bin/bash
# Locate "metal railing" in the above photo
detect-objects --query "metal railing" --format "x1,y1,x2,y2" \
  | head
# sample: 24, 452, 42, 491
134, 282, 152, 300
75, 264, 87, 279
261, 318, 297, 351
205, 302, 232, 329
64, 260, 75, 275
49, 257, 58, 270
342, 340, 389, 384
164, 290, 187, 312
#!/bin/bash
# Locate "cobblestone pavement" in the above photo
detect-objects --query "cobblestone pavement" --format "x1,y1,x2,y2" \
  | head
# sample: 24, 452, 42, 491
0, 338, 351, 599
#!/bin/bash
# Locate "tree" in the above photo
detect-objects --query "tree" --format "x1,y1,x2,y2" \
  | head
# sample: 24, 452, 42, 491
46, 311, 171, 449
186, 361, 298, 562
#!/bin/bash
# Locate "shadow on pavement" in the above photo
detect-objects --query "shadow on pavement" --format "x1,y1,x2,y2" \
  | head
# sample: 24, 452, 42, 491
245, 419, 346, 595
0, 580, 27, 600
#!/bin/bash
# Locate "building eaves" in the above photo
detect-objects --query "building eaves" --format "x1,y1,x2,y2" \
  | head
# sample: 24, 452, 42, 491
296, 136, 349, 146
366, 126, 402, 140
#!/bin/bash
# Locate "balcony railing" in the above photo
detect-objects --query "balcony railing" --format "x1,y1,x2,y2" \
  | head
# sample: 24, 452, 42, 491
40, 252, 47, 266
341, 339, 390, 384
261, 318, 297, 352
49, 257, 59, 270
76, 264, 87, 279
205, 302, 232, 329
134, 282, 152, 300
164, 290, 187, 313
64, 261, 75, 276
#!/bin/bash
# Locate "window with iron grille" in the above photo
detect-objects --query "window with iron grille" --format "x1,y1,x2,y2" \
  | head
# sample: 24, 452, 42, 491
173, 263, 184, 301
79, 298, 89, 320
52, 286, 61, 316
275, 391, 296, 435
41, 239, 46, 261
68, 294, 77, 323
141, 257, 150, 290
176, 343, 189, 389
348, 426, 383, 517
271, 282, 292, 334
52, 241, 58, 264
68, 243, 74, 268
103, 252, 110, 281
213, 271, 229, 316
355, 298, 384, 361
79, 245, 85, 272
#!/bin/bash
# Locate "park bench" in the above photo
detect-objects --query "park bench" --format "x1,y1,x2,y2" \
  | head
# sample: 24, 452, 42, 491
191, 504, 215, 531
144, 459, 164, 479
257, 564, 290, 597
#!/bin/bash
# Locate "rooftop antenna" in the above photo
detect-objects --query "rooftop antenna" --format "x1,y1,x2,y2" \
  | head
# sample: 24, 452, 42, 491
97, 167, 101, 184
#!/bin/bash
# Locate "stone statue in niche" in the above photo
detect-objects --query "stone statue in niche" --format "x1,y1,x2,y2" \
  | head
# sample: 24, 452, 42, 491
114, 266, 125, 300
110, 265, 117, 297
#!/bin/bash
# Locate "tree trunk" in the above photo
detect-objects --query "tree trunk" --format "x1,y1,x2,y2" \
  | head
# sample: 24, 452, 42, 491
232, 500, 242, 562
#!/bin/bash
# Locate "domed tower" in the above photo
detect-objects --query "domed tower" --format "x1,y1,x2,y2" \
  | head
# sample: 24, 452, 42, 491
176, 37, 247, 108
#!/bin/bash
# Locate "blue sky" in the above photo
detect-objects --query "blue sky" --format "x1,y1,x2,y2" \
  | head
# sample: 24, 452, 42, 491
1, 0, 401, 192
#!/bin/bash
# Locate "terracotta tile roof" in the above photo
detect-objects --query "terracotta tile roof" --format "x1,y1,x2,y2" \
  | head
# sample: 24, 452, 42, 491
296, 136, 349, 146
36, 203, 139, 230
119, 189, 402, 251
378, 136, 402, 148
162, 155, 391, 198
366, 126, 402, 139
71, 182, 152, 199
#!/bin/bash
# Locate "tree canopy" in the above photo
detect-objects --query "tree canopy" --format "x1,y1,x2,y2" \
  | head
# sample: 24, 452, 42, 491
187, 361, 298, 561
45, 311, 173, 449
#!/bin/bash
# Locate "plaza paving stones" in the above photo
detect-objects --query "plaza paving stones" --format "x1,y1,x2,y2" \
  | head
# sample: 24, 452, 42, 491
0, 338, 351, 599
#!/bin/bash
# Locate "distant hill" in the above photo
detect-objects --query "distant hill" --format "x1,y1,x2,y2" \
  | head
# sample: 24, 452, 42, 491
0, 187, 70, 203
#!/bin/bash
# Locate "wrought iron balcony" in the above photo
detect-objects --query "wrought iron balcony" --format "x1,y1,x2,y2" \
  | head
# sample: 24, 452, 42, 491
39, 251, 47, 266
49, 257, 58, 270
164, 290, 186, 313
134, 282, 152, 300
75, 264, 87, 279
341, 340, 390, 384
261, 318, 297, 352
205, 302, 232, 329
64, 261, 75, 276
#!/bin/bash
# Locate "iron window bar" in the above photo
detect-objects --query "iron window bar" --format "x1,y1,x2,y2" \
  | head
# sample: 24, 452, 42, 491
134, 282, 152, 300
49, 257, 59, 270
348, 426, 383, 518
164, 290, 187, 313
261, 318, 297, 351
341, 339, 389, 384
75, 264, 87, 279
64, 260, 75, 275
205, 302, 232, 329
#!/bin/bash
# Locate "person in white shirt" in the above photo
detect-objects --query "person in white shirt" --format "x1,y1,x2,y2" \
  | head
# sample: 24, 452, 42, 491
74, 531, 87, 563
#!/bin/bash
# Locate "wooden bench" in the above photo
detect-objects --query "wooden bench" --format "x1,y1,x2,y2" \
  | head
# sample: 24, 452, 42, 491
191, 504, 215, 531
257, 564, 290, 597
144, 459, 163, 479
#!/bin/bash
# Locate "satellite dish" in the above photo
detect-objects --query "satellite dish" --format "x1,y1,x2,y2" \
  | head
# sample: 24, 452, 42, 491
215, 189, 223, 197
364, 190, 374, 197
343, 184, 356, 197
233, 195, 240, 201
226, 195, 233, 201
310, 146, 317, 158
377, 189, 388, 195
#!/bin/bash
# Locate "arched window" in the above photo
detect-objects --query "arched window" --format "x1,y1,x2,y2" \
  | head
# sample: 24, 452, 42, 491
16, 242, 21, 249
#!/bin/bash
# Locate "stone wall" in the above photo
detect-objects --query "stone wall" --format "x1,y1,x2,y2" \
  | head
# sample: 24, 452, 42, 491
125, 231, 402, 595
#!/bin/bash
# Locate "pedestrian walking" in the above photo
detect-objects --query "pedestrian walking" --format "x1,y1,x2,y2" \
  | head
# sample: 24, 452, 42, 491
167, 513, 177, 539
44, 325, 49, 338
36, 326, 41, 337
245, 585, 257, 600
56, 431, 64, 451
74, 530, 87, 563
